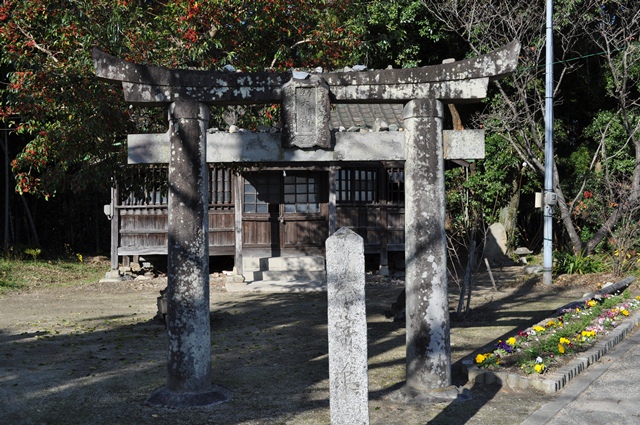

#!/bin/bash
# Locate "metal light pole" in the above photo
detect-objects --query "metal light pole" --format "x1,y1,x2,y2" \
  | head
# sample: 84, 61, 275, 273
543, 0, 555, 285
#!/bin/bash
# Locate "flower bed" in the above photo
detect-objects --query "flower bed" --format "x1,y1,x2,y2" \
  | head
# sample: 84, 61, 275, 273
464, 282, 640, 393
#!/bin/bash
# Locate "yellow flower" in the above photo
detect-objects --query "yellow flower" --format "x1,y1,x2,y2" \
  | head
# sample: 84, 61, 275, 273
636, 296, 640, 301
587, 300, 597, 307
546, 320, 556, 328
534, 363, 545, 373
581, 330, 596, 338
533, 325, 545, 332
559, 337, 571, 345
475, 354, 486, 364
558, 343, 565, 354
622, 309, 629, 316
506, 337, 517, 346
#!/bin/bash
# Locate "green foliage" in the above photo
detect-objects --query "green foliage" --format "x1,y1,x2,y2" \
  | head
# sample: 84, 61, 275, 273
24, 248, 41, 260
445, 132, 537, 246
1, 0, 638, 262
584, 110, 639, 177
553, 251, 606, 275
423, 0, 640, 257
359, 0, 446, 68
0, 0, 367, 198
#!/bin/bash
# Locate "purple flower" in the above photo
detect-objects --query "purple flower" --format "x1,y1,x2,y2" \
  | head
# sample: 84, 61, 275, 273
496, 340, 514, 353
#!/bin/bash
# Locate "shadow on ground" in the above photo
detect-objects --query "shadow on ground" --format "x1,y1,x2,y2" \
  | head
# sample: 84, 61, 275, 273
0, 271, 602, 425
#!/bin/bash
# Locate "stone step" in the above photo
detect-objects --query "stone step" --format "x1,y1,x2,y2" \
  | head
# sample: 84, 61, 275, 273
260, 269, 327, 282
243, 269, 327, 283
243, 255, 326, 272
242, 255, 326, 283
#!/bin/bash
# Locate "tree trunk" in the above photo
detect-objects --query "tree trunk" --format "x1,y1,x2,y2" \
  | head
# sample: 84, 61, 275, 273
19, 195, 40, 248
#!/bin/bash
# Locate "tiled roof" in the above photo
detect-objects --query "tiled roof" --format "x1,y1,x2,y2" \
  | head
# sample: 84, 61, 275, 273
330, 104, 404, 130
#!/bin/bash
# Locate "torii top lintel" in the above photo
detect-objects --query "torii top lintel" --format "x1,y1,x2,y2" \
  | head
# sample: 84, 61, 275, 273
92, 42, 520, 107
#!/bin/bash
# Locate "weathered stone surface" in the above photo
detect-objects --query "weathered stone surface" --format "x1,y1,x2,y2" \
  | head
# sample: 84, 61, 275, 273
326, 228, 369, 425
128, 132, 170, 163
128, 130, 484, 164
322, 41, 520, 86
328, 78, 489, 103
165, 100, 212, 393
127, 131, 406, 164
92, 47, 286, 89
403, 99, 451, 391
144, 100, 231, 407
485, 223, 511, 265
281, 76, 331, 149
443, 129, 485, 160
92, 42, 520, 106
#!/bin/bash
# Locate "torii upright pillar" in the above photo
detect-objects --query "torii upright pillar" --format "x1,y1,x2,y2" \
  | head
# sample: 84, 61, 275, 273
403, 99, 452, 393
146, 100, 231, 406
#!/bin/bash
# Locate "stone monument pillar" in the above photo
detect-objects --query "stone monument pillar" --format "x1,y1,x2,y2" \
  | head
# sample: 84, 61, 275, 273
326, 228, 369, 424
146, 99, 231, 406
402, 99, 452, 392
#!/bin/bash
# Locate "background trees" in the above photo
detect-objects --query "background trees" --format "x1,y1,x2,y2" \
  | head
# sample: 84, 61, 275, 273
423, 0, 640, 266
1, 0, 367, 198
0, 0, 367, 252
1, 0, 639, 274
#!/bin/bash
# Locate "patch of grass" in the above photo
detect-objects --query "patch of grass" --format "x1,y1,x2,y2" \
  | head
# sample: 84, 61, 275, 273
0, 257, 107, 294
0, 259, 24, 293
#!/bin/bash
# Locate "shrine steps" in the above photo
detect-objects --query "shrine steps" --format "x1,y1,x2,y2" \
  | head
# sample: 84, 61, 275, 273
226, 255, 327, 292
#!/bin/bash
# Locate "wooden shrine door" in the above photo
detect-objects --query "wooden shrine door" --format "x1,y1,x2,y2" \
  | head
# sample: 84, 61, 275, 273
242, 170, 328, 255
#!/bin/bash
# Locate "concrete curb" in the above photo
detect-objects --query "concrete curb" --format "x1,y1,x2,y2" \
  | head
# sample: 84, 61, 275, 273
463, 307, 640, 394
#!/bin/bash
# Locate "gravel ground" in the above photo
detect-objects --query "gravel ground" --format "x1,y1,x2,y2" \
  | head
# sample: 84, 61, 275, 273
0, 269, 631, 424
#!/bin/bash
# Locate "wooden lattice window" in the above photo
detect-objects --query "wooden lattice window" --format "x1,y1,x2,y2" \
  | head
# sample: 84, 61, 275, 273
120, 165, 168, 206
386, 166, 405, 205
209, 167, 233, 208
243, 173, 280, 213
283, 173, 320, 213
337, 168, 378, 204
120, 166, 236, 207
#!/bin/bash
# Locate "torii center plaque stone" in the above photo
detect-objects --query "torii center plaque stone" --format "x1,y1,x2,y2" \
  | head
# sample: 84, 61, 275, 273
93, 41, 519, 405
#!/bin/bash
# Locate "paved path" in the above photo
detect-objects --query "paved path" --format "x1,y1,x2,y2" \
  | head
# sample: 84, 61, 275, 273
523, 325, 640, 424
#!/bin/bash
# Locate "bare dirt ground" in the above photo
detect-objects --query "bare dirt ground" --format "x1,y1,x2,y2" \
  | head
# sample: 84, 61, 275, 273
0, 265, 636, 425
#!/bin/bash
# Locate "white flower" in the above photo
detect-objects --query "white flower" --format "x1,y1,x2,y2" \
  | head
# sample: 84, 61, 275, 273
536, 356, 543, 364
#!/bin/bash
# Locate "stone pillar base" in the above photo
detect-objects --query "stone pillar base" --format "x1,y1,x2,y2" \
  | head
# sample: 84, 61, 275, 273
145, 384, 232, 407
99, 270, 124, 283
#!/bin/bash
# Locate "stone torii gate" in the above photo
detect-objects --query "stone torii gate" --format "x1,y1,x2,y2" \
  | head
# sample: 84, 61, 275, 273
93, 42, 519, 406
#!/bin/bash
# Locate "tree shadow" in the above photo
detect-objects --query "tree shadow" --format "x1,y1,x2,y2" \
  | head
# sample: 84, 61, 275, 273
0, 275, 581, 425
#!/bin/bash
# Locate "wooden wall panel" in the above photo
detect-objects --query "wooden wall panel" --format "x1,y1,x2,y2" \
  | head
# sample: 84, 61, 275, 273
243, 220, 276, 246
